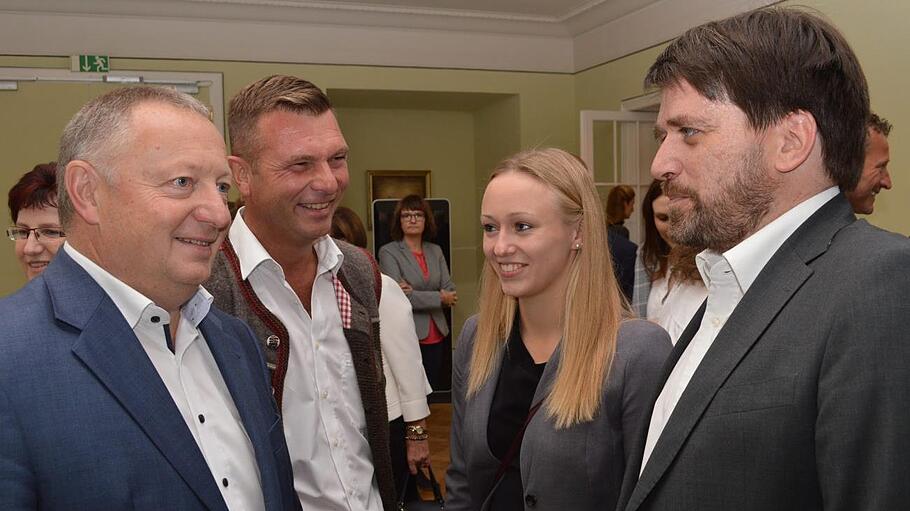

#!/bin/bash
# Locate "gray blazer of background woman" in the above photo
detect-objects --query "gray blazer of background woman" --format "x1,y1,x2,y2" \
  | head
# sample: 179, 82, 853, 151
445, 316, 671, 511
378, 240, 456, 338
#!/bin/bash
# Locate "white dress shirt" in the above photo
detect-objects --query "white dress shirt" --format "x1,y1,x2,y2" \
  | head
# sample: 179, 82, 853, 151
640, 187, 839, 473
646, 275, 707, 345
63, 243, 265, 511
230, 209, 382, 511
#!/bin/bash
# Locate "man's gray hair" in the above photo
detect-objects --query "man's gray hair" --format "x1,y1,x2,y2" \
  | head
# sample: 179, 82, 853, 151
56, 86, 212, 226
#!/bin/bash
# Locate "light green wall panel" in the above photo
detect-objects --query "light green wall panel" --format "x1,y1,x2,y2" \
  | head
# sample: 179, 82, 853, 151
334, 106, 478, 332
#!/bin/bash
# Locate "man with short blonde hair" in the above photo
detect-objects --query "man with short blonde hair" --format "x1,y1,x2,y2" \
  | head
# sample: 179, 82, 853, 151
207, 75, 396, 510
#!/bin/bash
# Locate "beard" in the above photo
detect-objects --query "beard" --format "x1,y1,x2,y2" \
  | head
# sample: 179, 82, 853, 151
663, 147, 776, 253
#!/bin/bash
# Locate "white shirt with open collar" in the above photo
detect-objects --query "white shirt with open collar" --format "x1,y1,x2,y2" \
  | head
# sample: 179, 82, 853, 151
230, 208, 382, 511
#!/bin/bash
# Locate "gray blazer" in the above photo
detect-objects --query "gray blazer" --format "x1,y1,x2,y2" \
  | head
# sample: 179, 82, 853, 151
378, 240, 455, 338
446, 315, 671, 511
619, 194, 910, 511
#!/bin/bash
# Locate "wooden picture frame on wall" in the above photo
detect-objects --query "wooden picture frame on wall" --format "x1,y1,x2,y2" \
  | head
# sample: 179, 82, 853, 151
366, 170, 431, 227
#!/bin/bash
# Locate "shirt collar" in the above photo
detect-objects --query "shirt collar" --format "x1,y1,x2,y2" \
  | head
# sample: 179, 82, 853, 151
230, 206, 345, 281
63, 242, 213, 329
696, 186, 839, 294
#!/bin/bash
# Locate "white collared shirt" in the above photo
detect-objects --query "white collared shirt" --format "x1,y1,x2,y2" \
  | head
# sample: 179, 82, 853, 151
230, 209, 381, 511
63, 243, 265, 511
640, 186, 839, 473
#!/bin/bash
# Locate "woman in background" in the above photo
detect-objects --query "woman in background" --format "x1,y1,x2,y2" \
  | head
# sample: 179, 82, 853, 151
331, 206, 433, 499
378, 195, 457, 387
446, 148, 670, 511
606, 184, 636, 239
7, 162, 65, 281
631, 180, 706, 344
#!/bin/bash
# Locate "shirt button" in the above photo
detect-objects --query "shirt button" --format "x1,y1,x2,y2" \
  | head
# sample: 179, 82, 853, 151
198, 414, 205, 424
222, 478, 229, 487
525, 494, 537, 507
321, 390, 328, 399
711, 317, 721, 327
333, 439, 339, 447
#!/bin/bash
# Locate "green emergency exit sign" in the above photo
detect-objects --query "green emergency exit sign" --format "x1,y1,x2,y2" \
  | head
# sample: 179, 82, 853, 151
72, 55, 110, 73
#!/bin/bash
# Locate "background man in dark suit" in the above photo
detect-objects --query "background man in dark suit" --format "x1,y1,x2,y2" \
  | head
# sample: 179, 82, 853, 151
619, 8, 910, 511
0, 86, 298, 510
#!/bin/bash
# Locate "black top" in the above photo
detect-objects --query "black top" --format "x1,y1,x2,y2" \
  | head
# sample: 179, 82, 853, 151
487, 316, 547, 511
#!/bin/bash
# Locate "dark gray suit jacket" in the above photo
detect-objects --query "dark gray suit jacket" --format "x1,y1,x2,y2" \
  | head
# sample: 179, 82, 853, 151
378, 240, 455, 338
446, 316, 671, 511
619, 194, 910, 511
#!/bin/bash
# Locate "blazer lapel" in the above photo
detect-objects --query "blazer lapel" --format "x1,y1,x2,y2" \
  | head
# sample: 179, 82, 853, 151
617, 302, 706, 510
73, 316, 227, 511
52, 256, 227, 511
397, 240, 424, 279
201, 315, 280, 510
626, 195, 855, 511
473, 347, 504, 510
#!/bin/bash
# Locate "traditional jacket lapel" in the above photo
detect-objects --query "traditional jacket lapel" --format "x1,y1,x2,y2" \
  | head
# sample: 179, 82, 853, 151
50, 253, 227, 511
626, 195, 855, 511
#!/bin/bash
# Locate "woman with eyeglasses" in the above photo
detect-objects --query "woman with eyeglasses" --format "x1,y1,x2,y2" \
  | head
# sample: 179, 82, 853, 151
7, 162, 65, 281
378, 195, 457, 388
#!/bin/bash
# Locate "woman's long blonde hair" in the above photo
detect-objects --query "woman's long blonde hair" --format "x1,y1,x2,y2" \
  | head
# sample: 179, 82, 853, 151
468, 148, 625, 429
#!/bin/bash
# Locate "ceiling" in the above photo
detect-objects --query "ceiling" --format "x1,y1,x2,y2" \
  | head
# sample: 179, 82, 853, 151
0, 0, 775, 72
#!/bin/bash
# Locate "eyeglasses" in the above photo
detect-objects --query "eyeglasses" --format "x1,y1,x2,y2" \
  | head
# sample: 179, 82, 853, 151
7, 227, 66, 241
401, 212, 426, 222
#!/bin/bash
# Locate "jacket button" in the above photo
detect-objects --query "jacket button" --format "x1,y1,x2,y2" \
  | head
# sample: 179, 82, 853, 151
525, 494, 537, 507
266, 335, 280, 349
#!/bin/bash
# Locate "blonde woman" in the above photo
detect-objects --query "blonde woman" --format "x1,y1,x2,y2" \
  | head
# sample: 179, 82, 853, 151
446, 148, 671, 511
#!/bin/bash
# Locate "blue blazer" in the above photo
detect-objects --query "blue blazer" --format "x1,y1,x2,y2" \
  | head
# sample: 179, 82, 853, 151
0, 249, 299, 511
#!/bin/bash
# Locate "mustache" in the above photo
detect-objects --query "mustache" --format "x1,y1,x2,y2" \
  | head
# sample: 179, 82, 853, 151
661, 180, 698, 200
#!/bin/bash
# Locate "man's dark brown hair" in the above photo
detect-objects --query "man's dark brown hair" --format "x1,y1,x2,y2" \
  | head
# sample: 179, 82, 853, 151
228, 74, 332, 161
645, 7, 870, 190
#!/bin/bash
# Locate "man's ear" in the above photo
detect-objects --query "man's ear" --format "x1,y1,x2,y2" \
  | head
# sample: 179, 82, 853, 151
770, 110, 818, 174
228, 155, 252, 199
64, 160, 102, 225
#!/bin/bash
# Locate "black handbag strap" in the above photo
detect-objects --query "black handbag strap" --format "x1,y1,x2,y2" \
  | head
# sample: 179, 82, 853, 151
491, 399, 544, 490
397, 464, 445, 509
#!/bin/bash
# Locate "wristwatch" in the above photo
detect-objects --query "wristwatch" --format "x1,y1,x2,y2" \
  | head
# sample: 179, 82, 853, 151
405, 425, 428, 441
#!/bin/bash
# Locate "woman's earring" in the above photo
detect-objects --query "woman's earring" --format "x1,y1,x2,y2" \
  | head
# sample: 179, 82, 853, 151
574, 243, 582, 250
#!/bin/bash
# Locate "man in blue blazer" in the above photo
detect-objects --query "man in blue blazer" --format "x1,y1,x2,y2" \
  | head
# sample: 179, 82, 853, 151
0, 86, 299, 510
